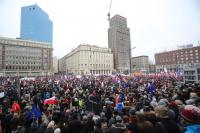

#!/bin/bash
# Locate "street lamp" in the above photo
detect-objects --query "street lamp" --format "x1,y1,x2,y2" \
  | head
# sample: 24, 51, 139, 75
129, 47, 136, 75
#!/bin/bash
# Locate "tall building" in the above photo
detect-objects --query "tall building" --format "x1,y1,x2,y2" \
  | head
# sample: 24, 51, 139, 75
20, 4, 53, 44
131, 55, 149, 74
108, 14, 131, 73
155, 45, 200, 72
62, 44, 113, 75
0, 37, 53, 77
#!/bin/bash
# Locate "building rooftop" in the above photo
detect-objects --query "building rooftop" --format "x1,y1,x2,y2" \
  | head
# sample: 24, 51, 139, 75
132, 55, 148, 59
155, 44, 200, 55
0, 36, 52, 48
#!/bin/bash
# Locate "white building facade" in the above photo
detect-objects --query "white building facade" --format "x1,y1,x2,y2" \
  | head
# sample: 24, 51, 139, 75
64, 44, 114, 75
0, 37, 53, 77
131, 55, 149, 74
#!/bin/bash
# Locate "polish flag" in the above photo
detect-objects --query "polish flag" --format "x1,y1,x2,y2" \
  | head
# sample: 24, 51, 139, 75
44, 96, 57, 105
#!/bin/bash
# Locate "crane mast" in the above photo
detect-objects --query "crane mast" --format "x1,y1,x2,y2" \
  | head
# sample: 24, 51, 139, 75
107, 0, 112, 21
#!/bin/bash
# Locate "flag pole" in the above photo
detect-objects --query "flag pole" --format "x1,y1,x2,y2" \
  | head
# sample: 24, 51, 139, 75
51, 103, 54, 120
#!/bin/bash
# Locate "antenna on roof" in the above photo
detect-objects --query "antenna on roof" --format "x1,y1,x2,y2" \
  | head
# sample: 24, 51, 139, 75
107, 0, 112, 22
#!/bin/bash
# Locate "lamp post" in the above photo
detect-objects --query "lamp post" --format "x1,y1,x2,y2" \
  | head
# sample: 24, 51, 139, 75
129, 47, 136, 75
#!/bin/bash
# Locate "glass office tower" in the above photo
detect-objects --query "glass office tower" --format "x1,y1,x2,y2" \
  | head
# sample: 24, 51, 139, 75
20, 4, 53, 44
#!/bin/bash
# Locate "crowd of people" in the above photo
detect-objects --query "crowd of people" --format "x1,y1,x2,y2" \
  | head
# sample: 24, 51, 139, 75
0, 73, 199, 133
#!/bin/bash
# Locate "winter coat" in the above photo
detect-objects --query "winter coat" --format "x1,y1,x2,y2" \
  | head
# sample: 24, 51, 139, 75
45, 127, 54, 133
184, 124, 200, 133
155, 118, 182, 133
108, 122, 126, 133
69, 120, 81, 133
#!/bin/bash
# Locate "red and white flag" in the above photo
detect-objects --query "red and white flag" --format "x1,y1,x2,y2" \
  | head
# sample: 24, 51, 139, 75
44, 96, 57, 105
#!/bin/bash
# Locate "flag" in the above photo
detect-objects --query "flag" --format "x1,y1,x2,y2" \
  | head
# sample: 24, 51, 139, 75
115, 94, 120, 105
27, 105, 42, 119
116, 102, 124, 112
11, 102, 21, 113
44, 96, 57, 105
164, 68, 167, 72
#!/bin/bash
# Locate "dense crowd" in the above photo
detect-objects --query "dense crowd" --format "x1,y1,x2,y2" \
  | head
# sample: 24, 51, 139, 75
0, 74, 199, 133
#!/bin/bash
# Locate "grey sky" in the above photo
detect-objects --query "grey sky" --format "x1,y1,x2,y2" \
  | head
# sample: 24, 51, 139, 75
0, 0, 200, 62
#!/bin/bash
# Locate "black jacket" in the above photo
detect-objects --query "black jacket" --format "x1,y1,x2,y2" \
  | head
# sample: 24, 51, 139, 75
155, 118, 182, 133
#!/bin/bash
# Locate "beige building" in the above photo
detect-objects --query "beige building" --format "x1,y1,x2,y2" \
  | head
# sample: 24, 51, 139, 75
62, 44, 114, 75
53, 56, 58, 74
0, 37, 53, 77
131, 55, 149, 74
58, 55, 67, 74
108, 14, 131, 73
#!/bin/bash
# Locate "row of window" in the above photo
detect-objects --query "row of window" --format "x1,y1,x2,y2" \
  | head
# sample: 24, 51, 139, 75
160, 50, 199, 60
160, 57, 199, 63
5, 56, 41, 60
90, 70, 111, 74
172, 49, 198, 55
79, 64, 111, 67
80, 52, 112, 57
5, 66, 41, 70
5, 61, 41, 65
175, 53, 198, 57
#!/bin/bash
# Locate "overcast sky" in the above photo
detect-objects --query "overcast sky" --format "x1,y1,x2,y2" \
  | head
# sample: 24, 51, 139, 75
0, 0, 200, 62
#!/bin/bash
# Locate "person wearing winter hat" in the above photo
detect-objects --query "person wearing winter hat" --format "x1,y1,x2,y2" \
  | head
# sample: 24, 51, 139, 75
154, 106, 182, 133
157, 99, 168, 107
109, 115, 127, 133
169, 101, 180, 122
180, 105, 200, 133
181, 105, 200, 124
155, 106, 168, 118
150, 98, 158, 109
185, 99, 195, 105
190, 92, 200, 106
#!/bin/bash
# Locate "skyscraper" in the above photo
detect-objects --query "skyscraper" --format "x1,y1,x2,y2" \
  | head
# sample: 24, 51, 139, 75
20, 4, 53, 44
108, 14, 131, 73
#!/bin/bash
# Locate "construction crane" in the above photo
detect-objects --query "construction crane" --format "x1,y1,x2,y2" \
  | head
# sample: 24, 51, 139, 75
107, 0, 112, 21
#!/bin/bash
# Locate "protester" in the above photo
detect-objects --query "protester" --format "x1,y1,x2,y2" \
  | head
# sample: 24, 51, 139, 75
0, 73, 199, 133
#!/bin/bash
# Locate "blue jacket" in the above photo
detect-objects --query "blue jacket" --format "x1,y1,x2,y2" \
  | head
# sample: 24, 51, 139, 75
184, 124, 200, 133
147, 83, 155, 94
